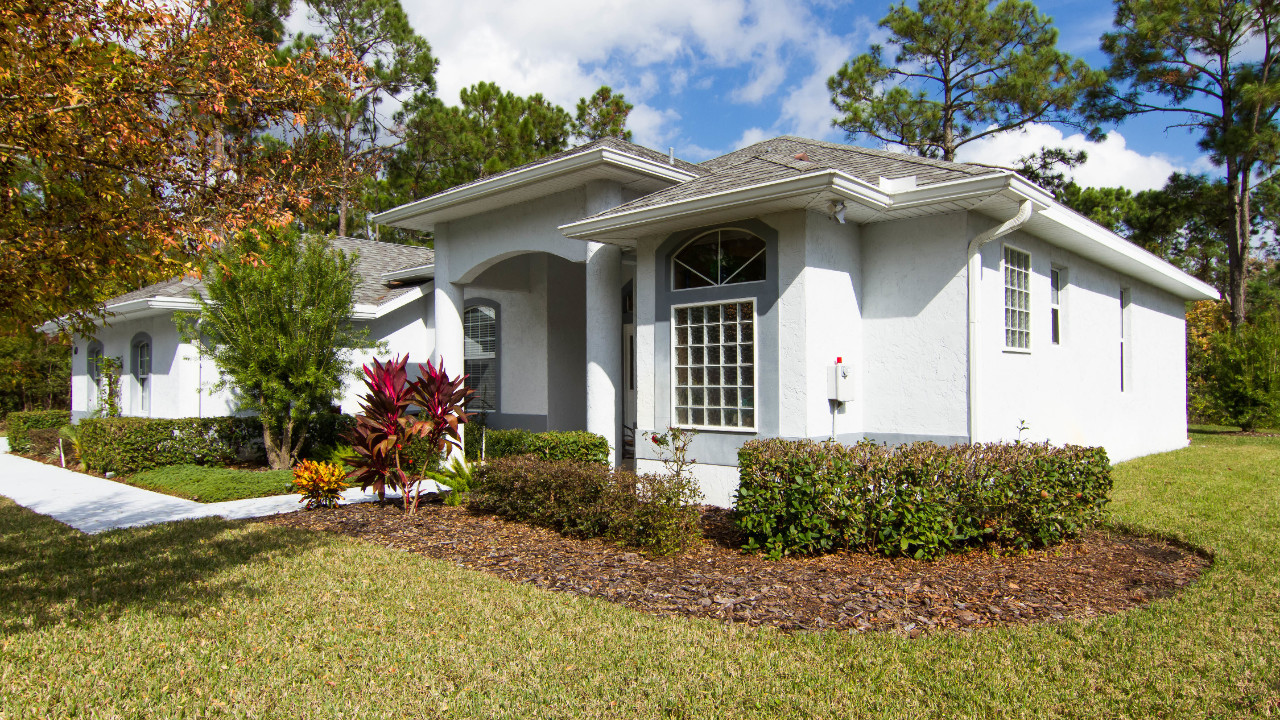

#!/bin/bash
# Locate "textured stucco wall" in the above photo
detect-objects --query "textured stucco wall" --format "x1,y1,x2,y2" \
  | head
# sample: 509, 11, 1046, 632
860, 213, 971, 441
72, 314, 239, 421
973, 219, 1189, 461
74, 293, 434, 421
339, 294, 434, 414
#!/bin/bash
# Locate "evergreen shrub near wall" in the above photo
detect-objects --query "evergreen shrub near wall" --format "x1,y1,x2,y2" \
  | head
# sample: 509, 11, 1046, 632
471, 456, 701, 555
79, 415, 357, 474
79, 417, 262, 473
7, 410, 70, 453
472, 428, 610, 466
734, 439, 1111, 560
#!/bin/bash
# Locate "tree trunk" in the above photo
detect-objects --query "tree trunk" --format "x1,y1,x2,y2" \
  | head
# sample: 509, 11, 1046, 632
262, 417, 296, 471
1227, 163, 1249, 330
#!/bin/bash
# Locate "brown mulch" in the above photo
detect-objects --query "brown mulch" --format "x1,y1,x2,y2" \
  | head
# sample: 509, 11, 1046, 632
265, 502, 1209, 636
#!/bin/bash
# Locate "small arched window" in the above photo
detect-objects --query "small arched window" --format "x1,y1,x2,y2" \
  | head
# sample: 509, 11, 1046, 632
87, 340, 105, 384
672, 228, 766, 290
131, 332, 152, 414
463, 304, 498, 412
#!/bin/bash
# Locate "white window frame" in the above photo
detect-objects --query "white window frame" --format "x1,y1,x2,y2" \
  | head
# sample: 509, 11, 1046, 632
670, 297, 758, 432
1002, 244, 1032, 352
1050, 266, 1066, 345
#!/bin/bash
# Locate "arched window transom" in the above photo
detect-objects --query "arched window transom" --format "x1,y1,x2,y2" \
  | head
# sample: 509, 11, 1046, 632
672, 229, 766, 290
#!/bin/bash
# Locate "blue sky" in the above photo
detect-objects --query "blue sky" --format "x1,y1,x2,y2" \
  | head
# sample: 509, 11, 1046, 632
332, 0, 1218, 192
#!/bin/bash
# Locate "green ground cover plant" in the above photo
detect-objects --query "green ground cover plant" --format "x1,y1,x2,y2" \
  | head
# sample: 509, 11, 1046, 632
124, 464, 295, 503
0, 432, 1276, 718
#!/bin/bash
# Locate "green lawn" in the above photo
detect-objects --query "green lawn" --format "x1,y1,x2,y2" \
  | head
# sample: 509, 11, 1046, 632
1, 433, 1277, 718
124, 464, 295, 503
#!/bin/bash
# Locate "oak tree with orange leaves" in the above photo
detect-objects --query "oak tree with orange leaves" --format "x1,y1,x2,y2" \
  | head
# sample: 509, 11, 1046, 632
0, 0, 364, 332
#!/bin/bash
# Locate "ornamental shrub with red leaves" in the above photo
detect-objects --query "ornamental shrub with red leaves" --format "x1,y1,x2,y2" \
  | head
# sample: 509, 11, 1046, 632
345, 355, 472, 513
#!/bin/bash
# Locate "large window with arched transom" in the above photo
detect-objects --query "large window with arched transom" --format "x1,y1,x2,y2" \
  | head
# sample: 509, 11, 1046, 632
464, 304, 498, 413
671, 228, 766, 290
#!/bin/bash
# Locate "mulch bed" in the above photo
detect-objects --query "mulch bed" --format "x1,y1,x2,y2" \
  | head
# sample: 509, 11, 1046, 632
265, 502, 1209, 635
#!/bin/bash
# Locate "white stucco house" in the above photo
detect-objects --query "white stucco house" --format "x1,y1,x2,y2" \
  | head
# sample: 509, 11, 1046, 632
74, 136, 1218, 505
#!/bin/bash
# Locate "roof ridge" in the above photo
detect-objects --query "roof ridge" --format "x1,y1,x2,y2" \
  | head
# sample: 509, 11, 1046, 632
774, 135, 996, 177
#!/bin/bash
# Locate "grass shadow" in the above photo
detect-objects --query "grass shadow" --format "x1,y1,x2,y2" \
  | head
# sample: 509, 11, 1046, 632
0, 498, 324, 634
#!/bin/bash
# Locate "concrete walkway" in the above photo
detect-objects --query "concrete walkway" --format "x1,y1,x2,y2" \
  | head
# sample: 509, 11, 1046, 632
0, 449, 422, 534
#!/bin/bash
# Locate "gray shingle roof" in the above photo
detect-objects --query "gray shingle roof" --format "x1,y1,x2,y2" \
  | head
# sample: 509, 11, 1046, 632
421, 137, 708, 202
581, 136, 1002, 221
105, 237, 435, 309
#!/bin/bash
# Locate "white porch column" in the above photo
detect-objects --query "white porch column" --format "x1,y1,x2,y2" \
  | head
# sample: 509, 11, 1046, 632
433, 239, 466, 461
585, 241, 622, 466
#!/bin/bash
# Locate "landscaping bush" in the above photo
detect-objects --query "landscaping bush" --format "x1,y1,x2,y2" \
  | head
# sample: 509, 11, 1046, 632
291, 460, 349, 509
471, 456, 701, 554
7, 409, 69, 453
1199, 312, 1280, 431
478, 429, 610, 465
78, 417, 263, 474
734, 439, 1111, 560
27, 427, 63, 459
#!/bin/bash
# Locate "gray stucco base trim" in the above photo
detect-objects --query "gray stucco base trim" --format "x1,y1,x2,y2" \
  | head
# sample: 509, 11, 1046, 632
636, 431, 973, 466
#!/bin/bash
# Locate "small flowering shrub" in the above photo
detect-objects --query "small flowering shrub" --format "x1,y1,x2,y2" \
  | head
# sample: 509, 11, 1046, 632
291, 460, 349, 509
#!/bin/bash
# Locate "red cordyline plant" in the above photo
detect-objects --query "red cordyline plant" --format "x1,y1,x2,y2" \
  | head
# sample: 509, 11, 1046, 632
345, 355, 473, 513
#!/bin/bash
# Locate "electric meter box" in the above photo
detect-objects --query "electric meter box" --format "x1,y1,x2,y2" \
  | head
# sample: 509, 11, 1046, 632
827, 363, 853, 402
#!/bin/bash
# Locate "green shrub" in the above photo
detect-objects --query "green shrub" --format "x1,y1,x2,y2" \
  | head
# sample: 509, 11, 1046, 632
7, 410, 70, 453
1200, 312, 1280, 431
477, 429, 610, 465
27, 427, 63, 458
734, 439, 1111, 560
78, 415, 356, 474
78, 417, 262, 474
471, 456, 701, 554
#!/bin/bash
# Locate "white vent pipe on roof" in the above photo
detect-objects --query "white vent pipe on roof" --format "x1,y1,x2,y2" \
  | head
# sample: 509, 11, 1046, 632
967, 199, 1033, 443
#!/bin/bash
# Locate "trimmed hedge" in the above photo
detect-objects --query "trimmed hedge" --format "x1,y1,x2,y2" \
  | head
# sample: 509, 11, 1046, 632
471, 456, 701, 555
735, 439, 1111, 560
471, 428, 610, 466
7, 410, 70, 453
79, 414, 356, 474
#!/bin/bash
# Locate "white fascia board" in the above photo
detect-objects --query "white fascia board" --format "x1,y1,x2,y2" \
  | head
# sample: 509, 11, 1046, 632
560, 170, 892, 238
372, 147, 699, 229
351, 283, 429, 320
1036, 204, 1219, 300
381, 263, 435, 282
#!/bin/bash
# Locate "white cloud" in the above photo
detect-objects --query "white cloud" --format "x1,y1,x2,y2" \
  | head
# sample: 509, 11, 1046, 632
628, 105, 682, 148
954, 124, 1192, 192
733, 127, 770, 149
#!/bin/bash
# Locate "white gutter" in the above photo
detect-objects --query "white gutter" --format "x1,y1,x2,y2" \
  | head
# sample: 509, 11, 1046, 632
560, 170, 891, 239
381, 263, 435, 283
372, 147, 699, 228
967, 200, 1034, 443
351, 283, 430, 320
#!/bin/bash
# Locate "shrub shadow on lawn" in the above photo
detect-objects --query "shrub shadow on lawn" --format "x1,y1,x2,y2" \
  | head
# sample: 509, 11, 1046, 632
0, 499, 323, 634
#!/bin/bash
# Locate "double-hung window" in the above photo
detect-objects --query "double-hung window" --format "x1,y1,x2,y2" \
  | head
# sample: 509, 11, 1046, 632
1003, 246, 1031, 350
673, 300, 756, 430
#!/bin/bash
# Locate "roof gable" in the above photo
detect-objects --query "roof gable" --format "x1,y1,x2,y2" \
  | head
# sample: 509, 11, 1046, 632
101, 237, 435, 313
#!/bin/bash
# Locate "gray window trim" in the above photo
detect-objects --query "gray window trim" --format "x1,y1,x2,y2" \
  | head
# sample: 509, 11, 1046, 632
651, 218, 780, 465
87, 340, 105, 384
463, 298, 500, 414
